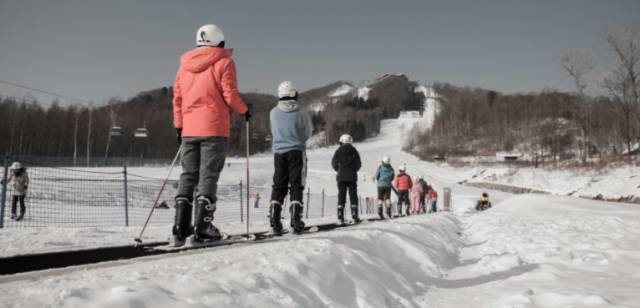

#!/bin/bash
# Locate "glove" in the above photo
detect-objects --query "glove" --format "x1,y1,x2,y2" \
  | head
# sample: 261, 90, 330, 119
0, 179, 4, 185
244, 103, 253, 122
176, 128, 182, 145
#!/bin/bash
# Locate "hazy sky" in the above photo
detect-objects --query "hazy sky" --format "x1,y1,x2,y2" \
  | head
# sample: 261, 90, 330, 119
1, 0, 639, 105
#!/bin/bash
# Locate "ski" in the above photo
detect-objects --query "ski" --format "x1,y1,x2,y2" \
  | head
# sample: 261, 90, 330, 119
148, 231, 269, 252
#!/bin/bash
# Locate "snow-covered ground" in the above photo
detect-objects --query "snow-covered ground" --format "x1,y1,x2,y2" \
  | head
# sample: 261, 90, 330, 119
1, 106, 640, 307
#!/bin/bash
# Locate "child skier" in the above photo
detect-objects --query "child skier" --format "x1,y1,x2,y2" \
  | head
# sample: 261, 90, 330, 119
394, 166, 412, 216
428, 188, 438, 213
476, 192, 492, 211
374, 156, 395, 219
2, 162, 29, 221
171, 24, 250, 246
331, 134, 362, 224
269, 81, 313, 234
411, 176, 424, 214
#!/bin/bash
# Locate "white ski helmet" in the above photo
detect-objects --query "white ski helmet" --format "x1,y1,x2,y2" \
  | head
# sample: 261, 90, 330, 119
339, 134, 353, 144
382, 156, 391, 164
196, 24, 225, 47
278, 81, 297, 99
416, 175, 423, 180
398, 165, 406, 172
11, 162, 21, 170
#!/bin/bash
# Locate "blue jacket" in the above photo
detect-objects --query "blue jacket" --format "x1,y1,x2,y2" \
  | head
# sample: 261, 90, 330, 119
270, 100, 313, 154
375, 163, 395, 188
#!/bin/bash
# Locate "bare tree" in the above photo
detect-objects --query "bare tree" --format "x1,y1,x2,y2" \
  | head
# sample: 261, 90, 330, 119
603, 27, 640, 160
561, 48, 594, 163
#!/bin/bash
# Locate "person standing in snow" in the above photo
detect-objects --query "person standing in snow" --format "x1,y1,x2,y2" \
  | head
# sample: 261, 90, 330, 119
171, 24, 250, 246
374, 156, 395, 219
1, 162, 29, 221
269, 81, 313, 234
331, 134, 362, 224
428, 187, 439, 213
394, 166, 412, 216
411, 176, 424, 215
418, 177, 429, 214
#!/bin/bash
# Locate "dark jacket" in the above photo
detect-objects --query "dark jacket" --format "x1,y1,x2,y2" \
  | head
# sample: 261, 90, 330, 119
331, 143, 362, 182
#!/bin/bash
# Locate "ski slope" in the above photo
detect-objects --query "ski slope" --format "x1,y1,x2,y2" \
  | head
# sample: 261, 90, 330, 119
1, 111, 640, 307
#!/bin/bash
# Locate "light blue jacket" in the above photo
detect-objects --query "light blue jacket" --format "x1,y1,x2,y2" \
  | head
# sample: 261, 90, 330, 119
270, 100, 313, 154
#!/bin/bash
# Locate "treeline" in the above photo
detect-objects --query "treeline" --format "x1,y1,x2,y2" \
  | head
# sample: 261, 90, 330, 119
405, 83, 628, 160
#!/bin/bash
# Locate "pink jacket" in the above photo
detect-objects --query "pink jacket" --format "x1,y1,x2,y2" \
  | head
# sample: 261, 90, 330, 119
411, 181, 423, 194
173, 47, 248, 137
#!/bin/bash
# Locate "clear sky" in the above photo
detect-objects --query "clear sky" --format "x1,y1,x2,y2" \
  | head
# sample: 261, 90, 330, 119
1, 0, 639, 105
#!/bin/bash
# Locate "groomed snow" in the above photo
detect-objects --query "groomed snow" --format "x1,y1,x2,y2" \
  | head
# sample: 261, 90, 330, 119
1, 110, 639, 307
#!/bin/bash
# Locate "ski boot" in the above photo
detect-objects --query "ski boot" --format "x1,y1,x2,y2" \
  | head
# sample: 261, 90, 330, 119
377, 206, 384, 220
269, 201, 284, 234
16, 213, 24, 221
10, 213, 16, 220
406, 205, 411, 216
172, 197, 194, 247
351, 205, 361, 224
386, 205, 392, 219
193, 196, 222, 243
290, 201, 306, 234
337, 204, 345, 225
397, 203, 403, 217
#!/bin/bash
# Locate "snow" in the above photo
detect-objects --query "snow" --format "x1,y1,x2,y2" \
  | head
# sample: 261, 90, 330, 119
357, 86, 370, 100
413, 85, 439, 131
328, 84, 353, 97
2, 108, 640, 307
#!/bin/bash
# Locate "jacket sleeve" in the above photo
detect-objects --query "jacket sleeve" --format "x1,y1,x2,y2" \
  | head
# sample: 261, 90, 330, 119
355, 150, 362, 172
331, 149, 339, 171
172, 70, 183, 129
25, 172, 29, 187
408, 176, 413, 188
375, 167, 380, 180
221, 60, 249, 115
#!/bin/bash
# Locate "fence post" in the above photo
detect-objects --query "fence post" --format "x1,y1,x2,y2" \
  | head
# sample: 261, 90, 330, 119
123, 165, 129, 226
359, 195, 363, 216
305, 187, 310, 219
321, 189, 325, 218
0, 154, 8, 228
239, 181, 244, 223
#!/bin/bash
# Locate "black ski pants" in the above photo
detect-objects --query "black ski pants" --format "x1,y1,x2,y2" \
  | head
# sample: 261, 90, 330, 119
337, 181, 358, 206
11, 195, 25, 216
270, 150, 305, 204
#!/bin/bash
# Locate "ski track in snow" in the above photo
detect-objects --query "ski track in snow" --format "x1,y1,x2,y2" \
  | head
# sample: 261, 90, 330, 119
1, 111, 640, 307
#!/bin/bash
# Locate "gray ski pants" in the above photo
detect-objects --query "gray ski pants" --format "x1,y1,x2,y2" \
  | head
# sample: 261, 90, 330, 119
177, 136, 229, 203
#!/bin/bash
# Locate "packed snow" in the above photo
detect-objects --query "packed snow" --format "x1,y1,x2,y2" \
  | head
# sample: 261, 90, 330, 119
1, 110, 639, 307
328, 84, 353, 97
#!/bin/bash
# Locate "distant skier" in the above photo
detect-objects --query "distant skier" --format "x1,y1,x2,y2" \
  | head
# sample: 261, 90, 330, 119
374, 156, 395, 219
411, 176, 424, 214
428, 187, 438, 213
331, 134, 362, 224
476, 192, 492, 211
171, 24, 250, 246
269, 81, 313, 234
394, 166, 412, 216
418, 177, 429, 214
1, 162, 29, 221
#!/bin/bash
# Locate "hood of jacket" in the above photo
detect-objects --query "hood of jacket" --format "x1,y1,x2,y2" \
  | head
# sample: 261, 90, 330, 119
180, 47, 233, 73
277, 99, 299, 112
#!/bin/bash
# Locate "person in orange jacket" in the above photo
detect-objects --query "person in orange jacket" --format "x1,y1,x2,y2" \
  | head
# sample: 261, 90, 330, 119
171, 24, 250, 246
394, 166, 412, 216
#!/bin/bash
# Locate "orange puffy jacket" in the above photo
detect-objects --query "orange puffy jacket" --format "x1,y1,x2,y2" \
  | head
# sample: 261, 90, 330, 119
173, 47, 248, 137
394, 173, 412, 191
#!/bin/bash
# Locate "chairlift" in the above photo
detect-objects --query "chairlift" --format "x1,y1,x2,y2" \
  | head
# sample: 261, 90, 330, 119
109, 126, 123, 136
134, 127, 149, 138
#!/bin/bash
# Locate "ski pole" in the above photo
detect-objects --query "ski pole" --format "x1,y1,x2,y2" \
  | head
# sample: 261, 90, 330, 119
245, 120, 250, 238
134, 145, 182, 243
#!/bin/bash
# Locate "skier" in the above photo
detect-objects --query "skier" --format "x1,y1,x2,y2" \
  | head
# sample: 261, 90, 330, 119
171, 24, 250, 246
411, 176, 424, 214
331, 134, 362, 224
428, 187, 438, 213
269, 81, 313, 234
1, 162, 29, 221
476, 192, 492, 211
374, 156, 395, 219
394, 166, 412, 216
418, 177, 429, 214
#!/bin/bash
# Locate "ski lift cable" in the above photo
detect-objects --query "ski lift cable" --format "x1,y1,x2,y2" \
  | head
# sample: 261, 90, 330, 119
0, 79, 92, 104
